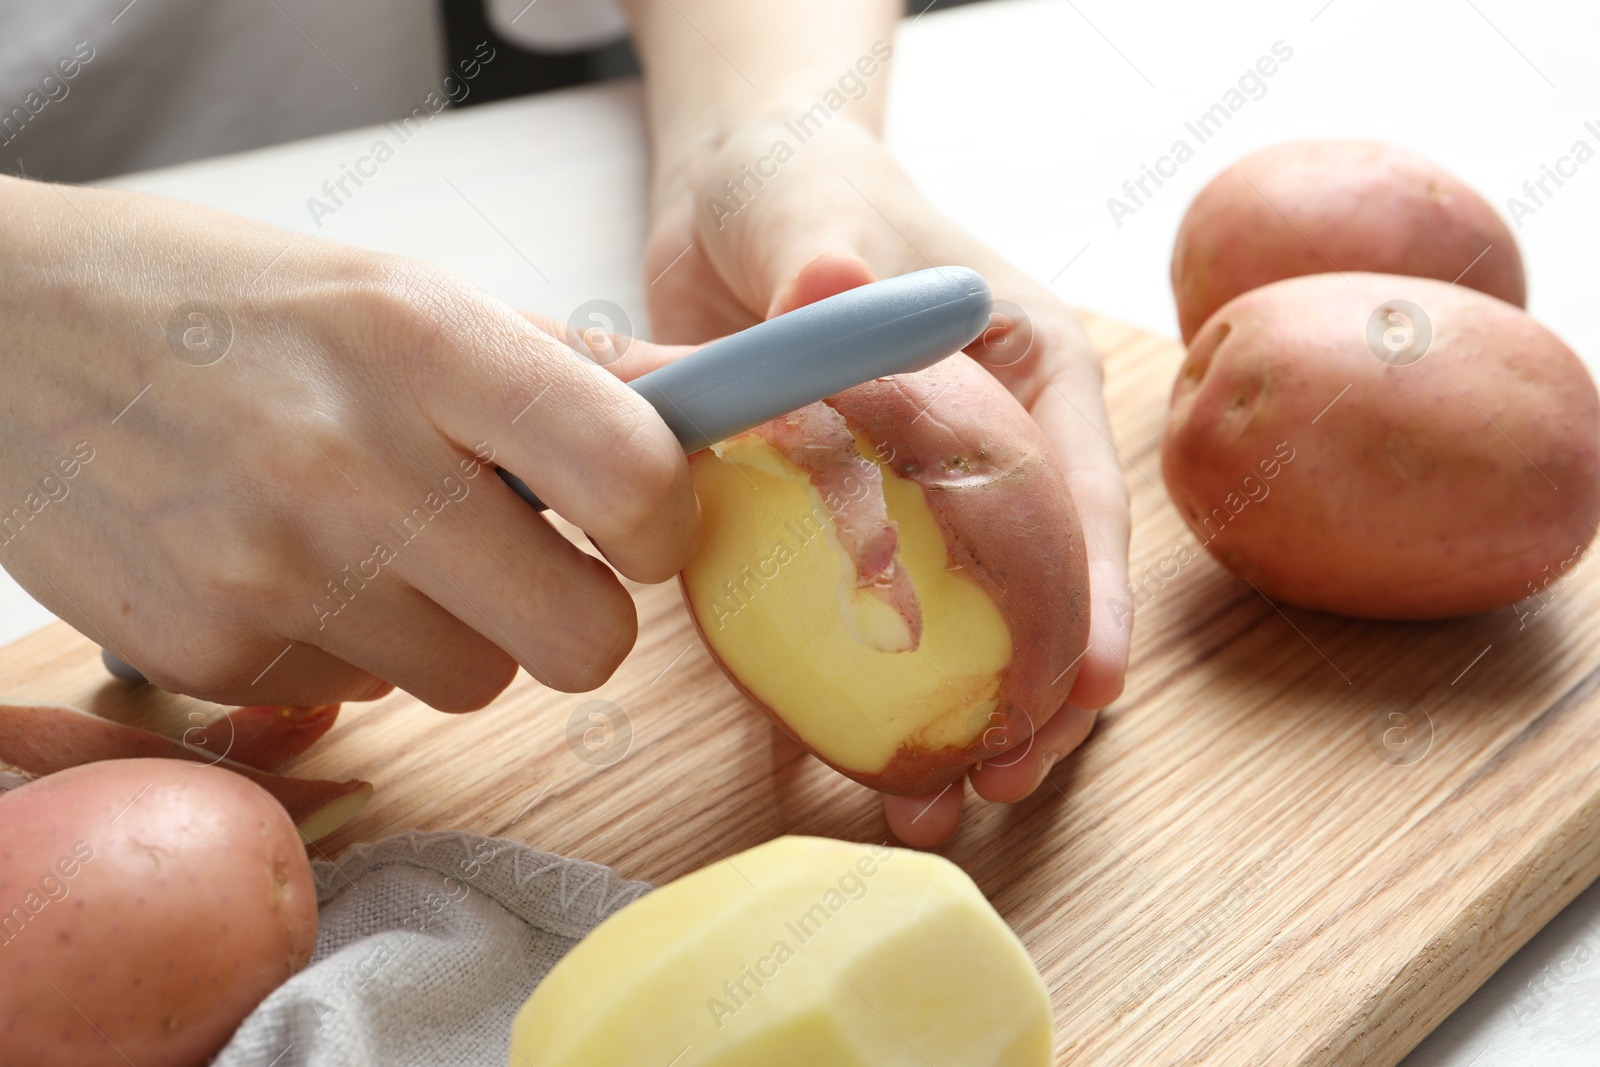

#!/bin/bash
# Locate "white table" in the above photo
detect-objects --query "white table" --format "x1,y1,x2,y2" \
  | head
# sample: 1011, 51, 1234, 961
4, 0, 1598, 1061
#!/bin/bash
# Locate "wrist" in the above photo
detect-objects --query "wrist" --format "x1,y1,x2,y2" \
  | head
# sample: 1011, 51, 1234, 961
648, 105, 883, 226
645, 35, 898, 205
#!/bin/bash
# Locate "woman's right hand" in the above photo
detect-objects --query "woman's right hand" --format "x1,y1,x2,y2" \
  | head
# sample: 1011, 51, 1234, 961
0, 176, 700, 711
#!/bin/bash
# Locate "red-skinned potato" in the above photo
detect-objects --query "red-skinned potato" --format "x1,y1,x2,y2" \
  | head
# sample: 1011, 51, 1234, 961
0, 759, 317, 1067
680, 354, 1089, 796
0, 701, 370, 842
1162, 273, 1600, 618
1172, 141, 1526, 342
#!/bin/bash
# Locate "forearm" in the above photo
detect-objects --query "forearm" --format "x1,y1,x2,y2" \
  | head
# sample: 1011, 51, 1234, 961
622, 0, 900, 194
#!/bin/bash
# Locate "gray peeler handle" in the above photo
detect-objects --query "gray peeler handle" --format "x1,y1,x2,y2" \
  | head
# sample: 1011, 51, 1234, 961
499, 266, 993, 509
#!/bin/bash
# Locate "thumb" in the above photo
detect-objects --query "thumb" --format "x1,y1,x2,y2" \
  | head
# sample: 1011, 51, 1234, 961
766, 253, 879, 318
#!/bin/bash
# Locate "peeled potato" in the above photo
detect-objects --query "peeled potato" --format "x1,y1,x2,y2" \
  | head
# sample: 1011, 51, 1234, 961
0, 759, 317, 1067
1172, 141, 1526, 342
1162, 273, 1600, 618
680, 354, 1089, 795
509, 836, 1053, 1066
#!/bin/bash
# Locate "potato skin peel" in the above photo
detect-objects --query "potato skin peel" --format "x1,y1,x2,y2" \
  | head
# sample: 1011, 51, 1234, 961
685, 354, 1090, 795
0, 700, 369, 840
1163, 273, 1600, 618
0, 759, 317, 1067
190, 703, 341, 771
1172, 141, 1526, 343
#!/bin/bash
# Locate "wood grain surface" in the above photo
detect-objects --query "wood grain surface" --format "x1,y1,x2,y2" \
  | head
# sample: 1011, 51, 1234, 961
3, 314, 1598, 1066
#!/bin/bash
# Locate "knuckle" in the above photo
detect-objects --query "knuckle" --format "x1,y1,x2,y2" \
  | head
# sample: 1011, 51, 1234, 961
365, 271, 442, 340
1064, 462, 1130, 499
321, 256, 465, 366
250, 412, 365, 506
186, 541, 290, 620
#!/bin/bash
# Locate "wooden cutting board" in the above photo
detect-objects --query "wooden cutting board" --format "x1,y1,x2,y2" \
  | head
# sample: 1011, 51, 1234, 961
4, 313, 1599, 1066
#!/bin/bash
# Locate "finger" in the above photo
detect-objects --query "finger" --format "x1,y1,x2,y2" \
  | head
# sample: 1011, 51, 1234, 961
293, 571, 519, 712
515, 310, 701, 383
1072, 551, 1135, 707
882, 779, 964, 847
1030, 335, 1133, 709
419, 287, 700, 585
161, 640, 394, 709
641, 195, 761, 343
385, 456, 641, 694
702, 183, 878, 319
969, 704, 1097, 804
688, 128, 941, 320
766, 253, 878, 318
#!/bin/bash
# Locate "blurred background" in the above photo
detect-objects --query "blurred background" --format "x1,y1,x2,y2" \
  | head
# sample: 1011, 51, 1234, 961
0, 0, 990, 183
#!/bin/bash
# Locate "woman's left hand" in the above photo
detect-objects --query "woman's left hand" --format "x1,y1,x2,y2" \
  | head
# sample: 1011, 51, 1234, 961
641, 114, 1132, 845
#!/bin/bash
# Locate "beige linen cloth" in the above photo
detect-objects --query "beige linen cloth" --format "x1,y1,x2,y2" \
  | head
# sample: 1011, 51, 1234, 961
214, 831, 651, 1067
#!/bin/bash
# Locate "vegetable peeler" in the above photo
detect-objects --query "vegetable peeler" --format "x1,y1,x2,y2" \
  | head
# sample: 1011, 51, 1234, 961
498, 266, 992, 508
101, 266, 994, 682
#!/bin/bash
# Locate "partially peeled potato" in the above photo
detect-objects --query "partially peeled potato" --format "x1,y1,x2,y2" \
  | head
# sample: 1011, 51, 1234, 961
680, 354, 1089, 795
